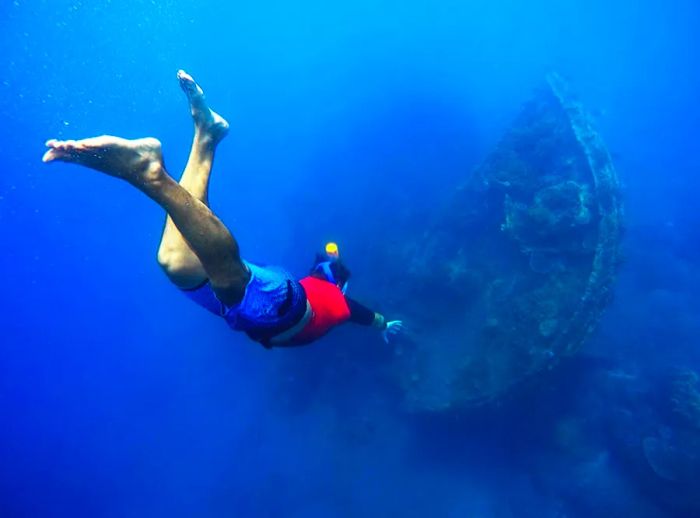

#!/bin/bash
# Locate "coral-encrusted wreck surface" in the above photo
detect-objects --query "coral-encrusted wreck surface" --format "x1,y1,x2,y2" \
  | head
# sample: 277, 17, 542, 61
385, 75, 623, 412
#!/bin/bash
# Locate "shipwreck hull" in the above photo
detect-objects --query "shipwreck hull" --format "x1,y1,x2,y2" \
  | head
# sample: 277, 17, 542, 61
388, 75, 623, 412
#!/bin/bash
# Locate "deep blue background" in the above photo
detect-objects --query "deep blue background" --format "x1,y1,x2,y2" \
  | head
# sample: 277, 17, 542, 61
1, 0, 699, 516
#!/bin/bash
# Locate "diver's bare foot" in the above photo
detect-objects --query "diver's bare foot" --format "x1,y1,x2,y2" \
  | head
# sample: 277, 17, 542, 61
42, 136, 164, 185
177, 69, 229, 143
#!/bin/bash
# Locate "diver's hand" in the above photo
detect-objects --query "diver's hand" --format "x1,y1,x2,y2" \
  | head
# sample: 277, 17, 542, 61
382, 320, 404, 343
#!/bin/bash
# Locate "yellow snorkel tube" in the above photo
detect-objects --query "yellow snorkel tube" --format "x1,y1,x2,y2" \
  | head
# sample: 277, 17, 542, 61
325, 242, 340, 260
320, 242, 348, 293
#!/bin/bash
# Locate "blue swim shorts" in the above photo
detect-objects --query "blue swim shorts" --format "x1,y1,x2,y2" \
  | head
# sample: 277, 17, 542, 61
182, 262, 308, 346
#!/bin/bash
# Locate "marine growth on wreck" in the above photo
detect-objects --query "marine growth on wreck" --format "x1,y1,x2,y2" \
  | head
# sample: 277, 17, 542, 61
383, 74, 623, 412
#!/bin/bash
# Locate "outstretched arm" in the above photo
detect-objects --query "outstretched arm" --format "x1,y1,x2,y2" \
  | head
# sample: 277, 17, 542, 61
346, 297, 404, 342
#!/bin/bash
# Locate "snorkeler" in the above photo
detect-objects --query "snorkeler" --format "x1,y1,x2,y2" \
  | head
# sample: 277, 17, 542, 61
42, 70, 404, 348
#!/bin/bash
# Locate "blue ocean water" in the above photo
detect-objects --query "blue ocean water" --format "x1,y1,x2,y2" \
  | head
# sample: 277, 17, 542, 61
1, 0, 699, 516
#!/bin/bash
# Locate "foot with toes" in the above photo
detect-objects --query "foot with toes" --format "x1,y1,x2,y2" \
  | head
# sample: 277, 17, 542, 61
42, 135, 164, 185
177, 69, 229, 144
42, 69, 227, 180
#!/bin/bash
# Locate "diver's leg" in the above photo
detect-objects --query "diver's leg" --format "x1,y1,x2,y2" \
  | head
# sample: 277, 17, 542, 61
157, 70, 230, 288
42, 136, 249, 305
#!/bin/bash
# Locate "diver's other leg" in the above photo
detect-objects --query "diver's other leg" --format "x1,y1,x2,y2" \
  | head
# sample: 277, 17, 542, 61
157, 69, 231, 288
43, 136, 250, 305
